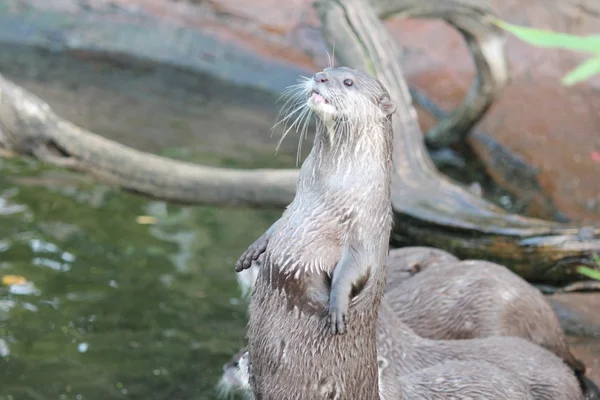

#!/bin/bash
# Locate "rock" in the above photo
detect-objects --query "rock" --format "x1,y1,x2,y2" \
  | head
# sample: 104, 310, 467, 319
549, 292, 600, 386
550, 293, 600, 338
388, 1, 600, 223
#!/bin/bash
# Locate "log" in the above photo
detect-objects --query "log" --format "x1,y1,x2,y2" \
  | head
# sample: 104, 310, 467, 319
374, 0, 510, 148
0, 75, 298, 208
315, 0, 600, 283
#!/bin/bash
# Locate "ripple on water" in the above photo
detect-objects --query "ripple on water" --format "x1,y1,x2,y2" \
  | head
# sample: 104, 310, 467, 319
0, 45, 291, 400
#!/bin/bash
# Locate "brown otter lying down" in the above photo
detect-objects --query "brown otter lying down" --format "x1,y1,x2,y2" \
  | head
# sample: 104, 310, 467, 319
384, 247, 583, 373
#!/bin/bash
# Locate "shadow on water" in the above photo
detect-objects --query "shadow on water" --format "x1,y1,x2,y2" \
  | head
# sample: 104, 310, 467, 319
0, 44, 306, 400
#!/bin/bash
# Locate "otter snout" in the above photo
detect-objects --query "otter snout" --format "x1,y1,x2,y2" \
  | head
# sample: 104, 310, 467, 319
314, 72, 328, 83
307, 72, 336, 118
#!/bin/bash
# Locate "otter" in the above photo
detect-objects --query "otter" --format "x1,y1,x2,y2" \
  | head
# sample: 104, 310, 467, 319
241, 66, 396, 399
236, 67, 585, 400
216, 347, 252, 400
378, 358, 535, 400
375, 301, 583, 400
386, 255, 584, 369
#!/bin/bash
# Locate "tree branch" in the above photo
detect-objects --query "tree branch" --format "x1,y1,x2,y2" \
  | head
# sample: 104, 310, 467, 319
0, 74, 298, 207
374, 0, 509, 148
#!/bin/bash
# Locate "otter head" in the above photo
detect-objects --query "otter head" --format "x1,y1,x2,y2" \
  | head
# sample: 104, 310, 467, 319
306, 67, 396, 124
275, 67, 397, 163
216, 348, 253, 399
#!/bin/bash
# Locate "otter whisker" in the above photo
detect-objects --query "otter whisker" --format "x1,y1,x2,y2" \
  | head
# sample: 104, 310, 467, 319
273, 101, 309, 139
276, 104, 310, 154
275, 99, 306, 126
215, 378, 233, 400
326, 50, 333, 69
273, 91, 309, 128
295, 107, 314, 165
331, 41, 336, 68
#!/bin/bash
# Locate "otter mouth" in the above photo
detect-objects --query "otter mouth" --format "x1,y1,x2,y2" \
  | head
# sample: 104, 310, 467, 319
310, 89, 328, 105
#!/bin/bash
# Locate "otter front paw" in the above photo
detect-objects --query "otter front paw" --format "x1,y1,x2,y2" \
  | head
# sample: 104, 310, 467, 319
328, 303, 348, 335
234, 236, 268, 272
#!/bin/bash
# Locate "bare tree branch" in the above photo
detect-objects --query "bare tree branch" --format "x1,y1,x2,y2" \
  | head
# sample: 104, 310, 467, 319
0, 74, 298, 207
374, 0, 509, 148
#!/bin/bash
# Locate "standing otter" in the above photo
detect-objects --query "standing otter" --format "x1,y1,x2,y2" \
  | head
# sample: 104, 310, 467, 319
241, 66, 396, 399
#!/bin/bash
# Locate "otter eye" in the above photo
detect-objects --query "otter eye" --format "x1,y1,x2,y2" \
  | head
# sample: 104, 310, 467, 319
343, 79, 353, 87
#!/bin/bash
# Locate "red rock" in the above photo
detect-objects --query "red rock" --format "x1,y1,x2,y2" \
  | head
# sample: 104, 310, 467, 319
549, 292, 600, 385
386, 1, 600, 223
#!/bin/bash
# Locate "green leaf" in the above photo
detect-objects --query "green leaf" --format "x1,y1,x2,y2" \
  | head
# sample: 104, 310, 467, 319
493, 19, 600, 54
577, 265, 600, 281
562, 55, 600, 85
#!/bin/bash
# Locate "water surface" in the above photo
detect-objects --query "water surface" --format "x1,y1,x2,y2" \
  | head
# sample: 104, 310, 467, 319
0, 45, 298, 400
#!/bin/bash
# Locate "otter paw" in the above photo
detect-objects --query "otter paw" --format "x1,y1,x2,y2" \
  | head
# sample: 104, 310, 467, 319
234, 239, 268, 272
328, 307, 347, 335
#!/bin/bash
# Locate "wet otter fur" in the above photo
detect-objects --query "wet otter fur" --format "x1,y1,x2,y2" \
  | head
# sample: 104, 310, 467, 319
220, 302, 584, 399
386, 255, 583, 368
236, 244, 595, 398
219, 348, 537, 400
375, 301, 583, 400
238, 246, 583, 372
377, 359, 535, 400
242, 67, 396, 399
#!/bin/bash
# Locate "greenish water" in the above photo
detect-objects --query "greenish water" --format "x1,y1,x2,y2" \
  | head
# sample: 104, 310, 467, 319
0, 154, 284, 400
0, 45, 301, 400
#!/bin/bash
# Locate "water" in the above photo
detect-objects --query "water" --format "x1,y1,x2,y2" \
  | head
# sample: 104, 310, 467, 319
0, 44, 302, 400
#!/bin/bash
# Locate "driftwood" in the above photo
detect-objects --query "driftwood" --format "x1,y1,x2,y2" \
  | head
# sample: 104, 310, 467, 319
373, 0, 509, 148
0, 76, 298, 207
0, 0, 599, 283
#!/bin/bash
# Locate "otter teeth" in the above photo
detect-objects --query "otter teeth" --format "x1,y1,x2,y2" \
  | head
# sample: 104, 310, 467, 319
310, 90, 327, 104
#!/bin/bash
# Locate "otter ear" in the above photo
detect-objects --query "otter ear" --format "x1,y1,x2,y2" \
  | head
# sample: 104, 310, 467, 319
379, 97, 396, 116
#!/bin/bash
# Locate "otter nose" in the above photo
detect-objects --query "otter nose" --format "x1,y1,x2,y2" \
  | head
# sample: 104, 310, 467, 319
314, 72, 328, 83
